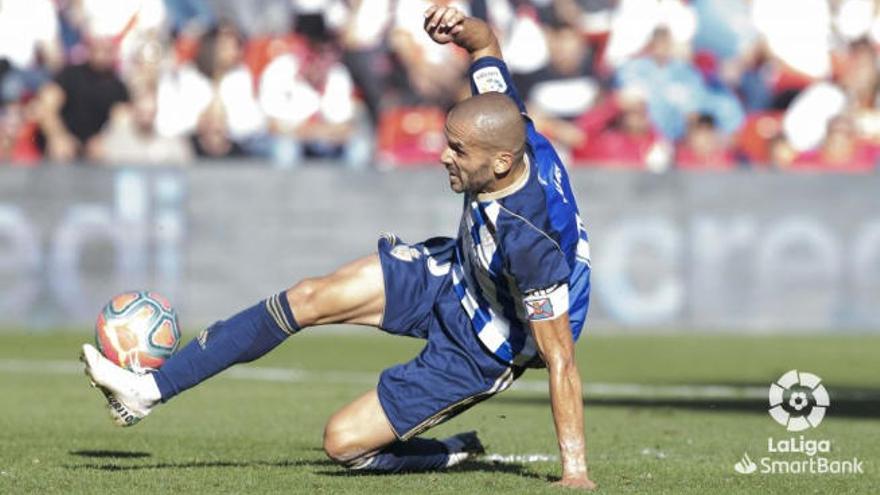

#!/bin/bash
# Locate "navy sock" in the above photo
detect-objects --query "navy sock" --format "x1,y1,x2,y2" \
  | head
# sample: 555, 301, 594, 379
153, 292, 299, 401
352, 438, 451, 473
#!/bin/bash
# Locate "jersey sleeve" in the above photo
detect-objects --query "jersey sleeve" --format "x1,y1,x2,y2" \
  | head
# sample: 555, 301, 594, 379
498, 214, 572, 320
499, 213, 571, 293
468, 56, 526, 113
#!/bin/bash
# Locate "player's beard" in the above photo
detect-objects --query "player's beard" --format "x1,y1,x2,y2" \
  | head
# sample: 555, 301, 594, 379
451, 164, 493, 195
448, 172, 464, 193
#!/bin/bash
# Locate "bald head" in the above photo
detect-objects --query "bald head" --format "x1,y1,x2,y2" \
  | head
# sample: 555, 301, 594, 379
441, 92, 529, 195
447, 92, 526, 158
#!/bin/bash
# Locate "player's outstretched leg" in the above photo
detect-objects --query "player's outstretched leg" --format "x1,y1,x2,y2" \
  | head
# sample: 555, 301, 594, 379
322, 389, 485, 473
82, 254, 385, 426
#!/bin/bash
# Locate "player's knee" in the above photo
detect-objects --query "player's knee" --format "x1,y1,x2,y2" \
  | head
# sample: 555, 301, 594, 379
285, 277, 321, 325
322, 421, 360, 465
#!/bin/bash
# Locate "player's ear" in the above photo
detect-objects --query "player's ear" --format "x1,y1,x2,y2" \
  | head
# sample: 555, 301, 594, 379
493, 152, 514, 175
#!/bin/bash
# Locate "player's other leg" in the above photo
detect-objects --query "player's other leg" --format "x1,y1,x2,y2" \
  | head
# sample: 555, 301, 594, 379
82, 254, 385, 426
322, 388, 486, 473
318, 262, 516, 473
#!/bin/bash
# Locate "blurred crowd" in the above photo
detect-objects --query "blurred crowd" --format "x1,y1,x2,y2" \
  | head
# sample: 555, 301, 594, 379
2, 0, 880, 172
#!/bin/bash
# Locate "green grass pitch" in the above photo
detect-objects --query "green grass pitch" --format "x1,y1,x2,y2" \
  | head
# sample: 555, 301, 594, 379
0, 330, 877, 494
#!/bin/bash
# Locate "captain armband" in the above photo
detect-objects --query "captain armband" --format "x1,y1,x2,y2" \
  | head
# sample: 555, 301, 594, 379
522, 283, 569, 322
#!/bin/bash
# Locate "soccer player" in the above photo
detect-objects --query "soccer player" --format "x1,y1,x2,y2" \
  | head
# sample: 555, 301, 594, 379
82, 5, 595, 490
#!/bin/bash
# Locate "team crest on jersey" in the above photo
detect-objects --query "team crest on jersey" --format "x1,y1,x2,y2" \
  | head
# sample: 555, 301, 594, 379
473, 66, 508, 94
526, 298, 555, 320
390, 244, 422, 262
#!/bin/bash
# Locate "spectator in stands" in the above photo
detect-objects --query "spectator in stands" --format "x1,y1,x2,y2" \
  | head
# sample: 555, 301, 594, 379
386, 0, 468, 106
0, 0, 63, 91
840, 38, 880, 145
616, 26, 743, 141
675, 113, 734, 170
615, 26, 702, 141
570, 88, 671, 170
0, 0, 61, 166
36, 36, 129, 162
730, 42, 778, 112
781, 38, 879, 158
100, 87, 193, 165
525, 22, 600, 162
2, 0, 874, 172
191, 97, 246, 159
337, 0, 397, 126
691, 0, 756, 63
164, 0, 217, 34
206, 0, 295, 38
767, 134, 796, 169
751, 0, 832, 82
123, 39, 167, 102
834, 0, 880, 44
367, 0, 470, 166
503, 4, 551, 84
154, 21, 265, 152
792, 115, 879, 173
193, 22, 264, 143
258, 13, 370, 168
522, 25, 598, 121
603, 0, 697, 70
0, 101, 41, 165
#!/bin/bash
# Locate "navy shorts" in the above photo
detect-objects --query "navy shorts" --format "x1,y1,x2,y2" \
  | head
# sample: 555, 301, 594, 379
376, 234, 522, 440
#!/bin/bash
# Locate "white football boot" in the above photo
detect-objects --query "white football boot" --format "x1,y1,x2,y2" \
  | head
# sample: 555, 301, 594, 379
81, 344, 161, 427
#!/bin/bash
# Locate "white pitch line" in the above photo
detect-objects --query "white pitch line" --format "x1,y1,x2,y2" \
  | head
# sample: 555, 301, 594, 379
0, 358, 874, 401
482, 453, 558, 463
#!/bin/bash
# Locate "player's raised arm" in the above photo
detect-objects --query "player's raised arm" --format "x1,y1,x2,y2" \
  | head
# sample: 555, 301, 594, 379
424, 5, 527, 113
423, 5, 501, 63
529, 306, 597, 490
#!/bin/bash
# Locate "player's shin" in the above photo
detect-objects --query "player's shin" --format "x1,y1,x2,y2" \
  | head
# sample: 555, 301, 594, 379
151, 292, 300, 401
348, 432, 483, 473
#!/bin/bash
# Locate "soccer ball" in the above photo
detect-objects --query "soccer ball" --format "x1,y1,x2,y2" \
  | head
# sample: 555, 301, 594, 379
95, 291, 181, 374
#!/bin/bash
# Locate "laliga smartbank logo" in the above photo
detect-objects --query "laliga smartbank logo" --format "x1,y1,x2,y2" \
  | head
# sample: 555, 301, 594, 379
733, 370, 865, 475
768, 369, 828, 431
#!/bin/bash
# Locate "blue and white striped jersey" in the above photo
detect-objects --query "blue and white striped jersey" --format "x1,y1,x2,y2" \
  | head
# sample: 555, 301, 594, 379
451, 56, 591, 367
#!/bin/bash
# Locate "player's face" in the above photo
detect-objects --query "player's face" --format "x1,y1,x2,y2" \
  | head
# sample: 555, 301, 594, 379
441, 117, 494, 194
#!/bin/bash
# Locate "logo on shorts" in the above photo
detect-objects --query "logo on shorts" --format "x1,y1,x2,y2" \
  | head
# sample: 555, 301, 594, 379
525, 298, 554, 320
426, 255, 451, 277
390, 244, 422, 262
768, 370, 830, 431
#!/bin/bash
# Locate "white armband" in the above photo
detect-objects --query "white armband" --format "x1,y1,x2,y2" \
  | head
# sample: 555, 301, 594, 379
522, 283, 569, 321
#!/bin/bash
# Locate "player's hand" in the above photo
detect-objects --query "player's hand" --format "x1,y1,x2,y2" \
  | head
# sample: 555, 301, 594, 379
552, 476, 598, 491
423, 5, 466, 45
